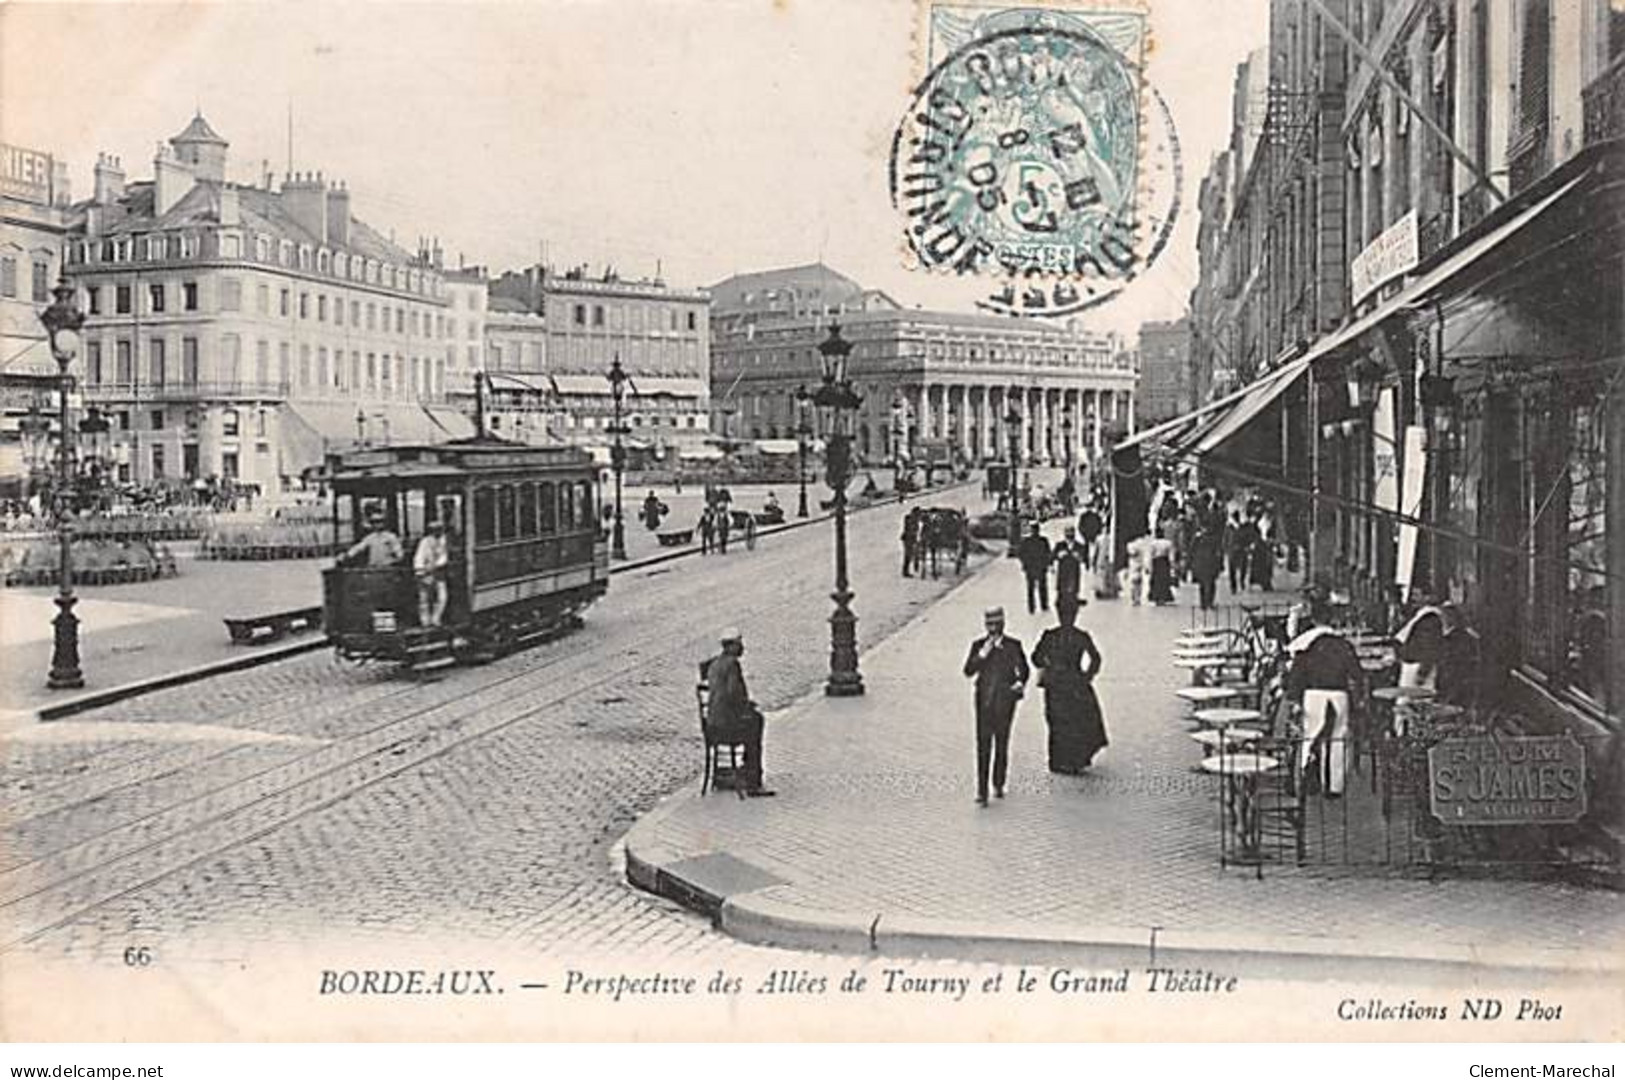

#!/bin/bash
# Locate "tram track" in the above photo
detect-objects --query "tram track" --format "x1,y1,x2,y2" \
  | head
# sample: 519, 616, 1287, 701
0, 506, 874, 952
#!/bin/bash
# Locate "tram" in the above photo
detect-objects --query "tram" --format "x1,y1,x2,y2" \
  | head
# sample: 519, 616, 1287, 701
321, 436, 610, 668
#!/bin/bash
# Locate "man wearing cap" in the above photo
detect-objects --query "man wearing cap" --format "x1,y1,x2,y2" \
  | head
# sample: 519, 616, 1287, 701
706, 628, 773, 797
413, 519, 452, 628
340, 509, 403, 569
963, 606, 1030, 806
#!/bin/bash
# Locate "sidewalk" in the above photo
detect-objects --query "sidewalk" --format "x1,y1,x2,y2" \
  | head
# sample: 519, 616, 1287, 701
625, 529, 1625, 980
0, 555, 323, 724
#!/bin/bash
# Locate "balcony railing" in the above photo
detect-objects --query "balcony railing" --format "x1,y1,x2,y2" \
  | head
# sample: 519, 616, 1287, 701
1583, 54, 1625, 148
83, 381, 291, 402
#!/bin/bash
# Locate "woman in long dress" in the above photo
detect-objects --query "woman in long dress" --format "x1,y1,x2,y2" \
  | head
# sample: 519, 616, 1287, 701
1031, 597, 1108, 774
1148, 527, 1176, 605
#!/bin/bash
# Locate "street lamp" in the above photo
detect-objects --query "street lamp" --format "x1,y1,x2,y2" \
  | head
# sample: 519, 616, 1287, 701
793, 384, 812, 518
38, 278, 86, 690
19, 407, 50, 482
890, 393, 907, 491
1005, 394, 1023, 556
815, 324, 864, 698
79, 407, 112, 501
1061, 402, 1075, 512
606, 354, 630, 561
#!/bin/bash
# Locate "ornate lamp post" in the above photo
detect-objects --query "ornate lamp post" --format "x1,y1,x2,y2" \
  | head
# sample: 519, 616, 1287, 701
19, 407, 50, 488
793, 384, 812, 518
1005, 395, 1023, 556
38, 279, 86, 690
1061, 402, 1075, 513
79, 407, 112, 502
890, 393, 907, 491
815, 324, 864, 697
606, 354, 630, 561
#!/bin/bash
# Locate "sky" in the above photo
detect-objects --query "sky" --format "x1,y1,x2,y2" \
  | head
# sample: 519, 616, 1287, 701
1, 0, 1268, 337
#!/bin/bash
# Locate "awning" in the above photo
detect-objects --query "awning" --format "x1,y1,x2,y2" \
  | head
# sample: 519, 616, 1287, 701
281, 401, 476, 475
1118, 171, 1585, 461
546, 374, 705, 398
0, 337, 58, 379
753, 439, 801, 455
679, 445, 725, 460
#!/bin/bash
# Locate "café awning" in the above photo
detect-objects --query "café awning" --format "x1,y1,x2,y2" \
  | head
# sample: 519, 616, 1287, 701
281, 401, 475, 475
1117, 171, 1585, 463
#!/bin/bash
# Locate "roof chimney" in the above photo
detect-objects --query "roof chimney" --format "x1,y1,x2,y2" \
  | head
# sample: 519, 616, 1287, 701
93, 153, 126, 205
153, 143, 193, 216
281, 170, 328, 243
326, 179, 350, 247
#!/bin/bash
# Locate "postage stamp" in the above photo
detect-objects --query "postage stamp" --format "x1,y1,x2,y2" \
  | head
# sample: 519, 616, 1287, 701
891, 0, 1180, 318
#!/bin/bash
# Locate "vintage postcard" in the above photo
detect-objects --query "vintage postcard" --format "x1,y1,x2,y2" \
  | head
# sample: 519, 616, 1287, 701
0, 0, 1620, 1043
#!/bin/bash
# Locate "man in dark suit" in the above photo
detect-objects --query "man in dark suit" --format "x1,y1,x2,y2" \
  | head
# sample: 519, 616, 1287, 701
1017, 523, 1053, 614
706, 627, 773, 797
962, 606, 1030, 806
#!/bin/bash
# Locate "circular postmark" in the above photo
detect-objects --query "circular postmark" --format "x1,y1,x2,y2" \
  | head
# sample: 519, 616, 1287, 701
888, 22, 1181, 318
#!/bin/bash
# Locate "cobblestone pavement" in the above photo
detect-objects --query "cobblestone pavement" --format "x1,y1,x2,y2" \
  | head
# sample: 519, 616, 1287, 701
631, 535, 1625, 973
0, 489, 991, 967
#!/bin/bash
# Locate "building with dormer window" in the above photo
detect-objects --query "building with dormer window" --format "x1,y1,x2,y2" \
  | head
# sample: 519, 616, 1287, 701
61, 113, 472, 491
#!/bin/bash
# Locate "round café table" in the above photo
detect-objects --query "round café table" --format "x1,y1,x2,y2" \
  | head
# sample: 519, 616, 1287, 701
1189, 727, 1262, 751
1193, 706, 1263, 730
1175, 686, 1245, 706
1200, 753, 1281, 870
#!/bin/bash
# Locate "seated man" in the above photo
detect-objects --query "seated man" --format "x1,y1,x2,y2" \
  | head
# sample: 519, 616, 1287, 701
705, 627, 773, 797
339, 510, 403, 568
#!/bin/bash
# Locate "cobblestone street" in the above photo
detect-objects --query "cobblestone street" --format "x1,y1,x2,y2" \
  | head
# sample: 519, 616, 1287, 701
0, 492, 990, 967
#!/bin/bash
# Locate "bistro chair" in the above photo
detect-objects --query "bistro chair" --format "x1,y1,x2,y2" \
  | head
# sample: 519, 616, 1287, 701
696, 658, 747, 800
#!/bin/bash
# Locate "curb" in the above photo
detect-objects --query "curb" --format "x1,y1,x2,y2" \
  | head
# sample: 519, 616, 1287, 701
34, 636, 330, 722
715, 892, 1621, 980
621, 545, 1621, 981
24, 482, 976, 723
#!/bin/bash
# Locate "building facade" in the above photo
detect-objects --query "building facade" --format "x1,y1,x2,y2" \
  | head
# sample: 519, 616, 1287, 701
61, 114, 470, 492
1144, 0, 1620, 802
709, 264, 1136, 472
1135, 317, 1193, 424
486, 265, 711, 457
0, 141, 73, 491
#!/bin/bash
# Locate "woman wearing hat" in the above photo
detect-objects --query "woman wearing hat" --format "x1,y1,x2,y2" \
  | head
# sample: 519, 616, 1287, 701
1031, 595, 1107, 774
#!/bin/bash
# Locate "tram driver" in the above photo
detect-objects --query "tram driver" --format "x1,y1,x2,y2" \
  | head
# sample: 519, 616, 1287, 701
340, 508, 404, 568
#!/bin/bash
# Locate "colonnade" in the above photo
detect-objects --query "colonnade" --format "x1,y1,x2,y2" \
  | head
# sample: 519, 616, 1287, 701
884, 383, 1135, 467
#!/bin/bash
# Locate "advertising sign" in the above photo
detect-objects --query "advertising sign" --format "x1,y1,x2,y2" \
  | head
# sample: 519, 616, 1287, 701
1, 142, 56, 205
1428, 736, 1588, 825
1350, 209, 1419, 305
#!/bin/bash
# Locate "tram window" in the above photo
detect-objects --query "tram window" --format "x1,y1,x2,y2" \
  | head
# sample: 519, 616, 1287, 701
474, 487, 496, 545
575, 481, 592, 531
436, 495, 461, 536
403, 489, 428, 539
558, 484, 575, 532
518, 483, 539, 538
497, 484, 518, 541
538, 482, 557, 533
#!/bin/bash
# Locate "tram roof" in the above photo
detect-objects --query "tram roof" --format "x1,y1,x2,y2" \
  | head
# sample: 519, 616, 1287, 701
329, 437, 594, 484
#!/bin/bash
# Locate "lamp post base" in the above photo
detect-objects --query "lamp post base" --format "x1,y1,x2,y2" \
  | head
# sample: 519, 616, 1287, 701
824, 589, 864, 697
47, 594, 84, 690
611, 517, 627, 561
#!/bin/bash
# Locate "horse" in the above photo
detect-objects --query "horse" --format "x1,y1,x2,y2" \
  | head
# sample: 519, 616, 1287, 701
915, 508, 969, 579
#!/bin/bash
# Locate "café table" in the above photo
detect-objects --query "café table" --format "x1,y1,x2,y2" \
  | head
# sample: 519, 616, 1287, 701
1192, 706, 1264, 730
1200, 752, 1281, 869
